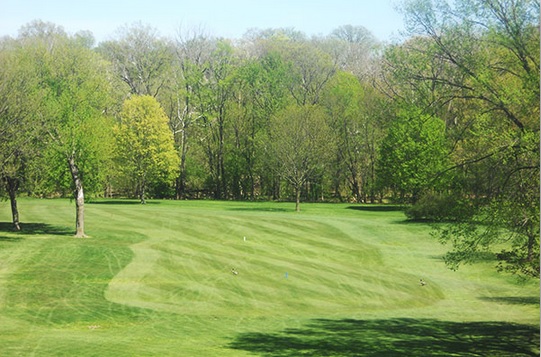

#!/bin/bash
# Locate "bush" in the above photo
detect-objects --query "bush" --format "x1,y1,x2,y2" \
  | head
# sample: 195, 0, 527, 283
405, 192, 465, 221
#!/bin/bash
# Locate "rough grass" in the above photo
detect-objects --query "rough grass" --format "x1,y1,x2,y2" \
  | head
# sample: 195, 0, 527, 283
0, 198, 538, 356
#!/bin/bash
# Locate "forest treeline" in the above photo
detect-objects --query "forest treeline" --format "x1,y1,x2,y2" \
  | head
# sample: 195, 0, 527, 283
0, 0, 539, 277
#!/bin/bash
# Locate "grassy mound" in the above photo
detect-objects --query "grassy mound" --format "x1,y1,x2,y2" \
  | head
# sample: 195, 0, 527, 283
0, 199, 538, 356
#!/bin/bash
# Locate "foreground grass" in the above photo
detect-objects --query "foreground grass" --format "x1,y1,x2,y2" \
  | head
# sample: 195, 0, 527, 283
0, 198, 538, 356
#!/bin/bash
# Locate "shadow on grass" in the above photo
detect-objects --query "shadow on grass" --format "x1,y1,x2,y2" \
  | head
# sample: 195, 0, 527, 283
479, 296, 539, 306
87, 199, 160, 205
228, 318, 540, 356
228, 207, 289, 213
347, 205, 405, 212
0, 222, 73, 239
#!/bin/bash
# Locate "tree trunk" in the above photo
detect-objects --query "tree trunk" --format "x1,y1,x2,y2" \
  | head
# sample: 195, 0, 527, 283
176, 121, 189, 200
526, 232, 536, 262
295, 186, 301, 212
6, 177, 20, 231
68, 155, 86, 238
140, 188, 146, 204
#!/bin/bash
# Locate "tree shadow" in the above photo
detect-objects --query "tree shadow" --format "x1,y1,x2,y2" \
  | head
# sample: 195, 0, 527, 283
87, 199, 160, 205
347, 205, 405, 212
228, 207, 289, 213
227, 318, 539, 356
0, 222, 73, 239
479, 296, 539, 306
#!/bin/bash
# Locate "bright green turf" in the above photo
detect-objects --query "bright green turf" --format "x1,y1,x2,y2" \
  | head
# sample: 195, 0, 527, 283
0, 199, 538, 356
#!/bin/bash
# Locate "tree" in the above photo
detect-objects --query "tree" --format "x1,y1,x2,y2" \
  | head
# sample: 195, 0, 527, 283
197, 40, 236, 199
269, 105, 333, 211
322, 71, 388, 203
377, 107, 448, 203
167, 27, 214, 199
20, 21, 113, 237
114, 95, 179, 204
393, 0, 539, 277
98, 22, 173, 97
0, 37, 43, 230
327, 25, 380, 80
224, 51, 291, 199
280, 42, 336, 106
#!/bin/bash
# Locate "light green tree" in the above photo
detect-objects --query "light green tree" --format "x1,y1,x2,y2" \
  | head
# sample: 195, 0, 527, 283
225, 51, 291, 199
19, 21, 113, 237
322, 71, 387, 203
114, 95, 179, 204
377, 107, 448, 203
269, 105, 333, 211
392, 0, 539, 277
0, 37, 43, 230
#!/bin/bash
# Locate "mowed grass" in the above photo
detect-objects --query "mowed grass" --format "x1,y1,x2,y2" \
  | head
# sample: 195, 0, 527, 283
0, 199, 538, 356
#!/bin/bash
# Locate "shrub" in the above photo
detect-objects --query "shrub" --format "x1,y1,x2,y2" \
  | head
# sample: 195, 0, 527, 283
405, 192, 466, 222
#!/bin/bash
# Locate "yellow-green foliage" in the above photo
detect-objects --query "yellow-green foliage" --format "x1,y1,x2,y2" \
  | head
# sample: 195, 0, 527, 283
114, 95, 179, 196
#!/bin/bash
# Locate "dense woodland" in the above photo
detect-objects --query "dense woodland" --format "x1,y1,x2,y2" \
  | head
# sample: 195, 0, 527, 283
0, 0, 539, 277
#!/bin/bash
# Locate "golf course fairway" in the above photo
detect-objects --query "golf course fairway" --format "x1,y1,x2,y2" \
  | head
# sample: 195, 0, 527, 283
0, 199, 538, 356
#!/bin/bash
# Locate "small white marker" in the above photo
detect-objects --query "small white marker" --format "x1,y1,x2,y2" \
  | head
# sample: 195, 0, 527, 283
243, 236, 246, 242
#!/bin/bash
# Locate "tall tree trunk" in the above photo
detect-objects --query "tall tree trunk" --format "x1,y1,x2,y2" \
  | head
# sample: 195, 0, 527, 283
68, 155, 86, 238
5, 176, 20, 231
295, 186, 301, 212
218, 110, 226, 199
139, 177, 147, 204
175, 111, 189, 200
176, 136, 188, 200
140, 187, 146, 204
349, 168, 362, 203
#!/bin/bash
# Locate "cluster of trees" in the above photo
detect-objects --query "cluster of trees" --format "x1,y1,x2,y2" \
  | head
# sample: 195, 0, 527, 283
1, 0, 538, 277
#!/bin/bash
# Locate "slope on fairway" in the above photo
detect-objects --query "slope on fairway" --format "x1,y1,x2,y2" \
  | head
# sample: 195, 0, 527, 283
104, 206, 443, 316
0, 199, 538, 356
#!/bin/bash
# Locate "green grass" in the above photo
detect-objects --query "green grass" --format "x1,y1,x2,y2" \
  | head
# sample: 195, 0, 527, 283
0, 198, 538, 356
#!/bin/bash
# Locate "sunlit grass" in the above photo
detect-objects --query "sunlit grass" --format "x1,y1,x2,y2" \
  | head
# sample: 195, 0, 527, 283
0, 198, 538, 356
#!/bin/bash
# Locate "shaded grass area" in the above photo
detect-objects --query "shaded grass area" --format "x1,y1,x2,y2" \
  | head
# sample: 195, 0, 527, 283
0, 222, 73, 239
228, 318, 540, 356
87, 199, 161, 205
347, 205, 405, 212
479, 296, 539, 305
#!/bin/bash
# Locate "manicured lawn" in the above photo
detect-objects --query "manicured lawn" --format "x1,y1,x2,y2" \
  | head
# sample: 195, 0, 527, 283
0, 199, 538, 356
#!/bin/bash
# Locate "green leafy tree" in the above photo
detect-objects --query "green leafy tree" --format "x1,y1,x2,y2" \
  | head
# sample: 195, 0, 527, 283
167, 28, 213, 199
196, 40, 236, 199
392, 0, 539, 277
19, 21, 113, 237
322, 71, 387, 203
114, 95, 179, 203
377, 107, 448, 203
225, 51, 291, 199
0, 37, 43, 230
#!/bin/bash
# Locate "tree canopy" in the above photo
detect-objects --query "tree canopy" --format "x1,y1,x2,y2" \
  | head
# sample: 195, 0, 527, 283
114, 95, 179, 203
